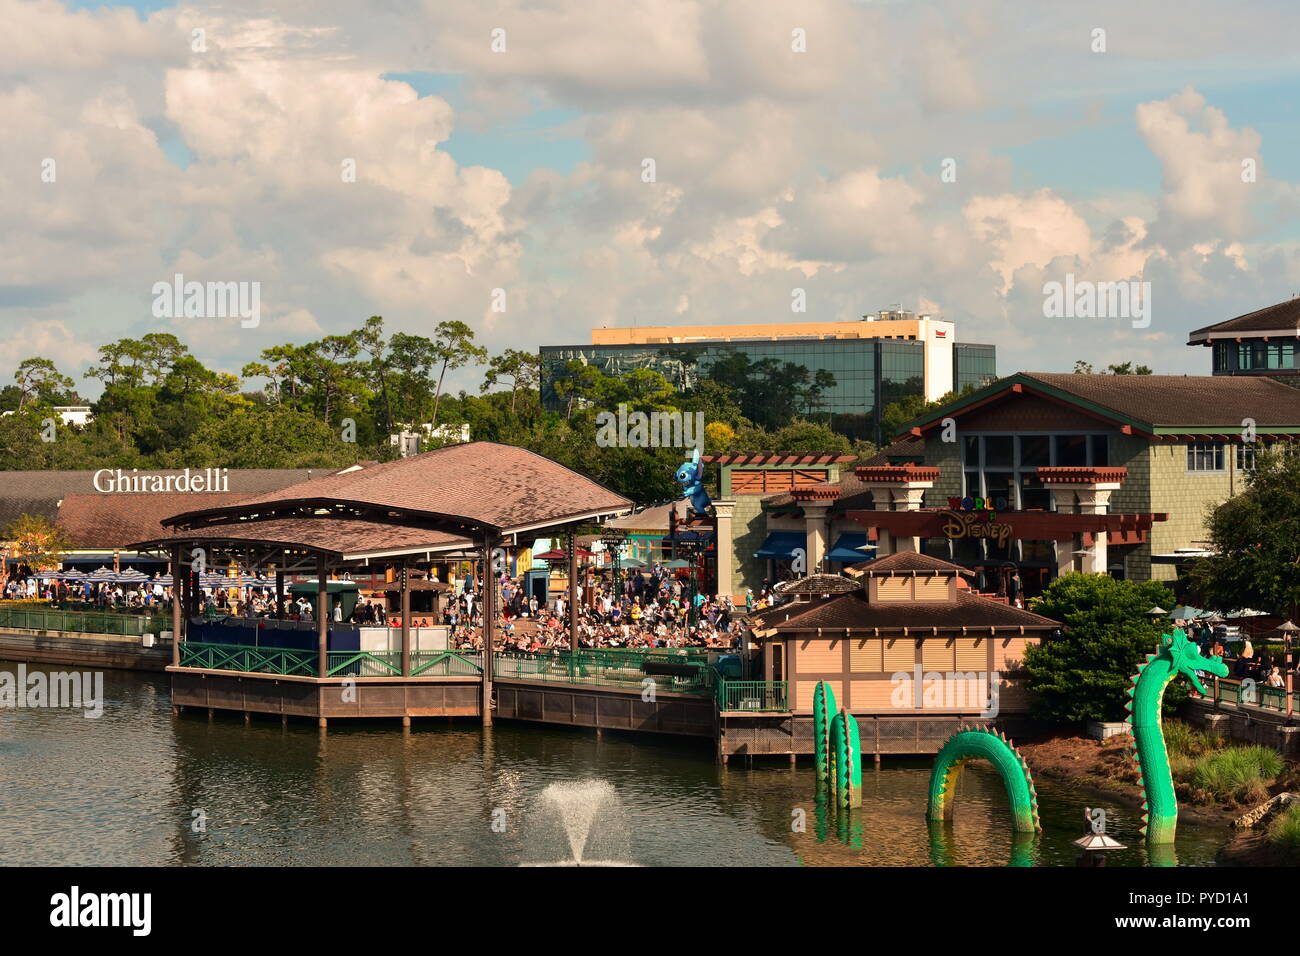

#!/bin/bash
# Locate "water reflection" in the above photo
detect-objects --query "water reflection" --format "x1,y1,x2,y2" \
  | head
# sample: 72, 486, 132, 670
0, 663, 1227, 867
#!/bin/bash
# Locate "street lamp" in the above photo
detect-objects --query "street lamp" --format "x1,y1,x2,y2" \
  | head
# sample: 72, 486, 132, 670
599, 530, 627, 602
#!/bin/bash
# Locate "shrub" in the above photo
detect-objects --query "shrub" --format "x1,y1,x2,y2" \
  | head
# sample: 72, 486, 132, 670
1191, 746, 1283, 800
1266, 804, 1300, 859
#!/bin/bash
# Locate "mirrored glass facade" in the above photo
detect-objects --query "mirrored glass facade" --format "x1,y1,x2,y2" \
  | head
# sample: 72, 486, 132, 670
540, 339, 995, 443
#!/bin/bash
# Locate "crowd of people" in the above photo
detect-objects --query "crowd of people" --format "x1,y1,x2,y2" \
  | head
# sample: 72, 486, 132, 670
443, 565, 759, 653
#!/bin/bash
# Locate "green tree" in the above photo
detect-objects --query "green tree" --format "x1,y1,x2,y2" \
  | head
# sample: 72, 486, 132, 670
165, 406, 359, 469
14, 358, 78, 410
429, 321, 487, 426
481, 349, 540, 416
1023, 573, 1178, 722
1073, 360, 1153, 375
4, 513, 73, 570
1188, 447, 1300, 618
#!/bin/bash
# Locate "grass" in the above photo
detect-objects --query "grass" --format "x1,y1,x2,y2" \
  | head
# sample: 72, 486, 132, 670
1189, 746, 1283, 802
1266, 804, 1300, 860
1163, 719, 1224, 759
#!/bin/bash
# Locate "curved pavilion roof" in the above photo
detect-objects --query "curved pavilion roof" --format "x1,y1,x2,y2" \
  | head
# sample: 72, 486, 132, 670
128, 442, 633, 562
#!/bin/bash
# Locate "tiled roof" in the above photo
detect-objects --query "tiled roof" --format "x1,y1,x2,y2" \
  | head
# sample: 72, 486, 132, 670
164, 442, 632, 534
1188, 297, 1300, 339
750, 590, 1058, 633
605, 499, 688, 531
130, 517, 471, 559
1023, 372, 1300, 428
0, 469, 317, 539
773, 574, 860, 595
845, 551, 968, 576
908, 372, 1300, 436
57, 493, 246, 549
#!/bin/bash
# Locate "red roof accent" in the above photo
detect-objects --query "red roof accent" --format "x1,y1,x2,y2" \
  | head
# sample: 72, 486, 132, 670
702, 453, 856, 466
1035, 467, 1129, 485
790, 486, 841, 501
853, 464, 941, 483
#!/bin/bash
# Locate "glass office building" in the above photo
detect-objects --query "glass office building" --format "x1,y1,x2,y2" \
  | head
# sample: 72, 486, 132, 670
540, 337, 996, 444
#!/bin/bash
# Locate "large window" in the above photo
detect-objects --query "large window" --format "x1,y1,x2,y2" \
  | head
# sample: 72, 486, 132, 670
1236, 341, 1297, 372
961, 433, 1110, 509
1187, 442, 1225, 473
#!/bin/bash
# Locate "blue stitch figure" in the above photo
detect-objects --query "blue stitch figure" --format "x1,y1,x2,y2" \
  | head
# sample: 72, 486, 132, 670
675, 448, 712, 515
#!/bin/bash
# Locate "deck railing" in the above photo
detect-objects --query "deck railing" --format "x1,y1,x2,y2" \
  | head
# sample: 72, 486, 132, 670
1212, 678, 1298, 714
179, 642, 484, 678
179, 641, 318, 676
0, 605, 163, 637
715, 680, 789, 713
493, 648, 711, 694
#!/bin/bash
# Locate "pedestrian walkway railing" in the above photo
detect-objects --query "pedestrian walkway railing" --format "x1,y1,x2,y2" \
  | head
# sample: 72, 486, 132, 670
0, 605, 162, 637
1211, 678, 1298, 714
715, 680, 789, 713
179, 641, 317, 676
411, 650, 482, 676
179, 642, 484, 678
493, 648, 711, 694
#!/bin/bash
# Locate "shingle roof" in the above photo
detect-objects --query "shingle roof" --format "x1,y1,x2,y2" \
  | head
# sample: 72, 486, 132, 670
163, 442, 632, 535
0, 469, 317, 538
750, 589, 1058, 633
131, 517, 471, 559
904, 371, 1300, 437
845, 551, 969, 576
56, 493, 246, 549
1023, 372, 1300, 429
773, 573, 860, 595
1188, 297, 1300, 339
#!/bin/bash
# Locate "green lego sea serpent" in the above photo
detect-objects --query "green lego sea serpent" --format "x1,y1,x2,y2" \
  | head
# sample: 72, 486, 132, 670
1125, 627, 1227, 844
812, 682, 863, 808
927, 726, 1041, 833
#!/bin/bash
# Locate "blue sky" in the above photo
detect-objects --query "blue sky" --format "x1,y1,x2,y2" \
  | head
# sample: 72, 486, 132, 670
7, 0, 1300, 392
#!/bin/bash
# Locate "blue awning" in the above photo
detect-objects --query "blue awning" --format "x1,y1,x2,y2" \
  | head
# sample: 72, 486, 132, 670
754, 531, 806, 560
828, 533, 875, 563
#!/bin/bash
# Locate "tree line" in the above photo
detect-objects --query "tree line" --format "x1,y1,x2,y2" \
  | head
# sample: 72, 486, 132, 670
0, 319, 877, 504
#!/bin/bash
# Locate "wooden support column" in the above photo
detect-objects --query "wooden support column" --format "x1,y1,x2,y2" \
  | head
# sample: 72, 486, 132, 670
481, 532, 495, 726
316, 556, 329, 679
569, 526, 579, 652
275, 569, 284, 619
171, 545, 182, 667
400, 559, 411, 677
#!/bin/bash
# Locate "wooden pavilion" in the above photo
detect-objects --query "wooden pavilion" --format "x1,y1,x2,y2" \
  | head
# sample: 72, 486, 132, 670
129, 442, 631, 726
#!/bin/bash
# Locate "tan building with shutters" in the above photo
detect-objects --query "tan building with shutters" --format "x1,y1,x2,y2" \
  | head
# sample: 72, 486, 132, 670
745, 552, 1058, 748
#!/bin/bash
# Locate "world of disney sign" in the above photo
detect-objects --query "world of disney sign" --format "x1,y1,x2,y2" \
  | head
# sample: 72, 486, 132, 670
939, 496, 1013, 546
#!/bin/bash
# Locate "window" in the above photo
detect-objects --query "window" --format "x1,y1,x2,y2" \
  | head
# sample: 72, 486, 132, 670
1054, 435, 1088, 467
1187, 442, 1224, 472
1236, 442, 1275, 470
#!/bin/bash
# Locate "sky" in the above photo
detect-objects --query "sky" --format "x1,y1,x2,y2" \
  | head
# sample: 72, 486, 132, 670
5, 0, 1300, 399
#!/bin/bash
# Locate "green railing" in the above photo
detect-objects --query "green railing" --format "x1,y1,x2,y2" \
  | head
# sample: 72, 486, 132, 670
411, 650, 482, 676
327, 650, 402, 677
1213, 678, 1298, 714
179, 641, 317, 676
0, 605, 163, 637
493, 649, 711, 694
179, 642, 483, 678
716, 680, 789, 713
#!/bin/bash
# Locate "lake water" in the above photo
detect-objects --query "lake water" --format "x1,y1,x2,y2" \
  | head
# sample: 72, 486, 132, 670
0, 664, 1228, 866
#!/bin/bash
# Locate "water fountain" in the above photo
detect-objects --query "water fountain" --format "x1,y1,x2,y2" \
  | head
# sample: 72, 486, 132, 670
520, 780, 635, 866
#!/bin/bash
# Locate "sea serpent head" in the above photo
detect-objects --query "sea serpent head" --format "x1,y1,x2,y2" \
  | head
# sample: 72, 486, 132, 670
1163, 626, 1228, 695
